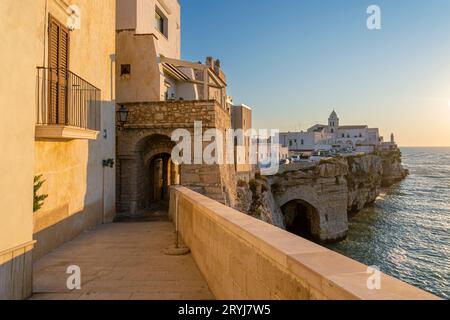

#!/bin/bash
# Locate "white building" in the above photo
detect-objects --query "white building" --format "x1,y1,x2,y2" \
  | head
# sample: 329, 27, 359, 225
280, 110, 383, 153
253, 137, 289, 164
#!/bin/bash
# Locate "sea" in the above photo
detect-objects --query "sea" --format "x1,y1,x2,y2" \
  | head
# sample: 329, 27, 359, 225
327, 147, 450, 299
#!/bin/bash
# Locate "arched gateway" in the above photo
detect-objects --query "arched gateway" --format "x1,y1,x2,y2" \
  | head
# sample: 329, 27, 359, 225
116, 101, 237, 217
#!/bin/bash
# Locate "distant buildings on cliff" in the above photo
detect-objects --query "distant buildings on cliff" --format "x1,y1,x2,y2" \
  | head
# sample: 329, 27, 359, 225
280, 110, 398, 155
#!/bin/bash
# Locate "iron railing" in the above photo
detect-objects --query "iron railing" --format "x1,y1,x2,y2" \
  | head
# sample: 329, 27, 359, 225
36, 67, 101, 131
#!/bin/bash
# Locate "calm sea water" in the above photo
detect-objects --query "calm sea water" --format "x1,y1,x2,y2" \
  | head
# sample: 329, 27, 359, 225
327, 147, 450, 299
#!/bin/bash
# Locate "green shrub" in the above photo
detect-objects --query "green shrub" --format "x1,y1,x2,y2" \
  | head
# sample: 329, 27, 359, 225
34, 175, 48, 213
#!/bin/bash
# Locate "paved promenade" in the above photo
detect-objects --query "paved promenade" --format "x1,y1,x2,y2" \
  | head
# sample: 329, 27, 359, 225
31, 220, 213, 300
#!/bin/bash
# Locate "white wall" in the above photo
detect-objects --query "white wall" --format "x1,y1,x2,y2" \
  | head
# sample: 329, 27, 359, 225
0, 0, 41, 253
280, 132, 318, 152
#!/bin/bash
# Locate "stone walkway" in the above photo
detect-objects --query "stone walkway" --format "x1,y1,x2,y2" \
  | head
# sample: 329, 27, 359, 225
31, 221, 214, 300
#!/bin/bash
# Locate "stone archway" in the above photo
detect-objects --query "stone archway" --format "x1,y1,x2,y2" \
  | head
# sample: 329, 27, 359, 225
281, 199, 320, 241
116, 101, 238, 216
117, 132, 180, 216
146, 153, 172, 207
272, 182, 348, 243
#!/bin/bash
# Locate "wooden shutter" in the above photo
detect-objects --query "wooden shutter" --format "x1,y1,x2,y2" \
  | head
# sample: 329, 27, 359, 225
48, 15, 69, 125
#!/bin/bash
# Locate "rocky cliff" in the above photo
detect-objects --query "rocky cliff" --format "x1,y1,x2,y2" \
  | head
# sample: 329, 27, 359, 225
236, 148, 408, 243
380, 149, 409, 186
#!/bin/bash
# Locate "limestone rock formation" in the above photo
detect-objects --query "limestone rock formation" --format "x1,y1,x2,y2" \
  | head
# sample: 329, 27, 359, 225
346, 155, 383, 212
380, 150, 409, 186
235, 148, 408, 244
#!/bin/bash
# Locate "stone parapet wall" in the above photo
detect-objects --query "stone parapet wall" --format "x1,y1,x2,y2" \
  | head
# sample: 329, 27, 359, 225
170, 186, 439, 300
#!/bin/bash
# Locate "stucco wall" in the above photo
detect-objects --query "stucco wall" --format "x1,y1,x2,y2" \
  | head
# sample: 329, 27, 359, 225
232, 105, 253, 173
116, 0, 180, 104
116, 0, 137, 30
170, 186, 439, 300
33, 0, 116, 260
135, 0, 181, 59
0, 0, 43, 299
116, 31, 161, 103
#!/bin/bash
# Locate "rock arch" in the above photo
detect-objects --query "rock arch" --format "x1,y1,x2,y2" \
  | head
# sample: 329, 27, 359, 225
281, 199, 320, 241
271, 177, 348, 243
275, 186, 322, 241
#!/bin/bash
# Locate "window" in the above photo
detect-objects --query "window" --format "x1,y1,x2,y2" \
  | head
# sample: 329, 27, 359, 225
48, 15, 70, 125
342, 134, 345, 138
289, 140, 293, 147
120, 64, 131, 76
155, 12, 163, 33
155, 8, 168, 38
301, 139, 304, 145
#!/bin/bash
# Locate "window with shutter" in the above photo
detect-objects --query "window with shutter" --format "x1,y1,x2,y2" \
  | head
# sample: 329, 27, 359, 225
48, 15, 69, 125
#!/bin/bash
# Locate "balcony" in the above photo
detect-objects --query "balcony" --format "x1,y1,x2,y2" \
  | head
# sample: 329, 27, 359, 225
36, 67, 101, 140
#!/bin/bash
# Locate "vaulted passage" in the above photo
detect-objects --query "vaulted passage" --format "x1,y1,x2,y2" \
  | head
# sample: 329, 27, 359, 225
139, 135, 180, 211
146, 153, 178, 206
281, 200, 319, 241
117, 134, 181, 217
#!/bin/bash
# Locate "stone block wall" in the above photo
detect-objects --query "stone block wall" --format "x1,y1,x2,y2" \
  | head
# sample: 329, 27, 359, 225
170, 186, 439, 300
116, 100, 237, 214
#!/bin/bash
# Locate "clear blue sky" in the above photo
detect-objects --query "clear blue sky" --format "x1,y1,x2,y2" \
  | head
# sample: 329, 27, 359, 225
180, 0, 450, 146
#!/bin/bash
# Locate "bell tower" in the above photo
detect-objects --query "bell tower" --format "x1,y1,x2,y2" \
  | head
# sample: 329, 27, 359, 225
328, 110, 339, 135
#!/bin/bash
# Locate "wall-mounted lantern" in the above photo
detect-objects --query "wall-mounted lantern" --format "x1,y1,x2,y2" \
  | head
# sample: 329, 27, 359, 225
116, 105, 129, 130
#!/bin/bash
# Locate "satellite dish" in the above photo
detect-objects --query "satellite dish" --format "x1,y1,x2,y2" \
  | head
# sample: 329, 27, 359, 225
66, 5, 81, 31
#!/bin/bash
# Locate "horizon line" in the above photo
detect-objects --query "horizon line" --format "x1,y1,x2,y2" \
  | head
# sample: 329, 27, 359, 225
399, 145, 450, 148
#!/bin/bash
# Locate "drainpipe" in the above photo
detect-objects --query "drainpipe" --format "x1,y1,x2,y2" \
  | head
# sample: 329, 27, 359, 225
43, 0, 48, 67
175, 192, 179, 248
102, 164, 105, 224
102, 157, 114, 224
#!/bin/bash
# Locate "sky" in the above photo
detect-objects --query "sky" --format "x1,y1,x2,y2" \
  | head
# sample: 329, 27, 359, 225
179, 0, 450, 146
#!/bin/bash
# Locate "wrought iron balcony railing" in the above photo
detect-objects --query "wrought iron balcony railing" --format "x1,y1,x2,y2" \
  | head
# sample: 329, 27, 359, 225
36, 67, 101, 131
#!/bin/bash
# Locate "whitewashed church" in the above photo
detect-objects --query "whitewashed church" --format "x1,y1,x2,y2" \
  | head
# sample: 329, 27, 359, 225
279, 110, 383, 153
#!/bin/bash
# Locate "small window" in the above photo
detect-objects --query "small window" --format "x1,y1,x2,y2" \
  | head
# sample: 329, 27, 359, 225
155, 12, 163, 33
121, 64, 131, 76
155, 8, 168, 38
301, 139, 304, 145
